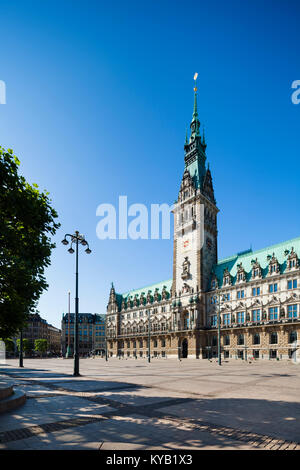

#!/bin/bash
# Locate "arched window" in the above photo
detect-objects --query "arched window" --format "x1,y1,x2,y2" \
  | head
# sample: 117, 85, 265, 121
237, 334, 244, 345
224, 335, 230, 345
253, 333, 260, 345
270, 332, 278, 344
289, 331, 297, 343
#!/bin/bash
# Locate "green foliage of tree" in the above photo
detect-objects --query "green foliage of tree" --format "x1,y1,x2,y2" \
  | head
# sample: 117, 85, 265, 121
16, 338, 32, 352
0, 147, 60, 338
34, 339, 48, 356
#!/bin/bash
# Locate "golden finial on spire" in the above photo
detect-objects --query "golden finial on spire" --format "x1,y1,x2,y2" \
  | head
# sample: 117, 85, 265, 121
194, 73, 198, 92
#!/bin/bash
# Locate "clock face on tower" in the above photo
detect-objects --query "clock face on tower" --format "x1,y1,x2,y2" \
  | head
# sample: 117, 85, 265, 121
181, 236, 192, 253
183, 240, 189, 249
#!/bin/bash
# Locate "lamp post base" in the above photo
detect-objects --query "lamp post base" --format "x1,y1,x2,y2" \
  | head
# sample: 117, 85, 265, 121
73, 353, 80, 377
65, 346, 71, 358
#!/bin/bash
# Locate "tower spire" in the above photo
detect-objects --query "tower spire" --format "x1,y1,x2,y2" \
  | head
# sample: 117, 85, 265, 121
184, 74, 207, 190
190, 73, 200, 140
193, 73, 198, 120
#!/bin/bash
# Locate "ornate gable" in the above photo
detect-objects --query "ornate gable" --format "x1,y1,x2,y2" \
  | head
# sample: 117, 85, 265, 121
286, 247, 299, 270
133, 294, 139, 307
265, 295, 279, 307
267, 253, 280, 275
202, 167, 216, 204
282, 292, 299, 304
161, 286, 169, 300
232, 301, 245, 311
236, 263, 246, 283
179, 169, 196, 202
251, 258, 262, 279
146, 290, 153, 304
139, 292, 146, 306
249, 298, 261, 308
223, 267, 232, 286
153, 288, 160, 302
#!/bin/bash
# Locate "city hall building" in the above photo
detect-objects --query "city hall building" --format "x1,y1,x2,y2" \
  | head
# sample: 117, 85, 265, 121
106, 87, 300, 362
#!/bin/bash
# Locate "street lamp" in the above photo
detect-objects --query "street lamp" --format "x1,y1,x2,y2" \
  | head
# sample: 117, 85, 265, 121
212, 292, 226, 366
148, 310, 151, 363
61, 231, 91, 376
19, 329, 23, 368
66, 291, 71, 358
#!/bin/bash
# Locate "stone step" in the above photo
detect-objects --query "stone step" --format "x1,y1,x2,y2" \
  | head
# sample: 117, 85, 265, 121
0, 382, 14, 401
0, 389, 26, 414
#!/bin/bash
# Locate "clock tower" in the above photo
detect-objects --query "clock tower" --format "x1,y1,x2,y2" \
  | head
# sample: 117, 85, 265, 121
172, 80, 218, 317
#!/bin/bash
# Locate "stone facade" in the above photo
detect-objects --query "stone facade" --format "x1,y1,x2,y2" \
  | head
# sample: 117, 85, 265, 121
15, 313, 61, 355
106, 87, 300, 362
61, 313, 106, 356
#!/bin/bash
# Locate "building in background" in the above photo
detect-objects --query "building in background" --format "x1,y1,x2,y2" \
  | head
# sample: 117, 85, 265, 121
106, 85, 300, 362
61, 313, 106, 357
15, 312, 61, 356
47, 324, 62, 354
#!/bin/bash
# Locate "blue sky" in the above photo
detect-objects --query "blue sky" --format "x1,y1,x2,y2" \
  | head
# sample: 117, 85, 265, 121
1, 0, 299, 328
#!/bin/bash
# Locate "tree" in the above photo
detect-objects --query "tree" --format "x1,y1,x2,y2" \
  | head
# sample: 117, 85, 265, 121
0, 147, 60, 338
34, 339, 48, 357
16, 338, 32, 355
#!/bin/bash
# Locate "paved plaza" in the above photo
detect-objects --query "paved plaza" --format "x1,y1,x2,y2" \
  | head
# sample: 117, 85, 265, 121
0, 357, 300, 450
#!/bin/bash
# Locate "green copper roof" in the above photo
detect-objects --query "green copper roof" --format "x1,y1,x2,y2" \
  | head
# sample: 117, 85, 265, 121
212, 236, 300, 287
186, 158, 207, 190
121, 279, 172, 300
192, 91, 199, 122
184, 89, 207, 190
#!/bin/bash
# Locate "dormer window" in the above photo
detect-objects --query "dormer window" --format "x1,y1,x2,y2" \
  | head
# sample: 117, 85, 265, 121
222, 268, 232, 287
251, 258, 262, 279
286, 248, 298, 270
267, 253, 279, 275
236, 263, 246, 283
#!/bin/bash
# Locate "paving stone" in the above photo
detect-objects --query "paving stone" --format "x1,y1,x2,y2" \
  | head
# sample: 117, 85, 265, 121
1, 358, 299, 450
